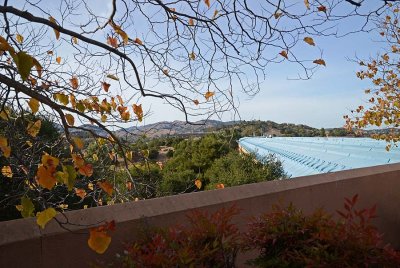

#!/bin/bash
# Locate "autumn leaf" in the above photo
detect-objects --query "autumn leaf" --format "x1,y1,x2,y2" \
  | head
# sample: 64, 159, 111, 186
109, 21, 129, 44
204, 91, 215, 101
47, 51, 54, 55
318, 5, 327, 13
88, 226, 112, 254
27, 120, 41, 137
304, 0, 310, 9
41, 153, 59, 168
195, 179, 202, 189
189, 52, 196, 60
121, 111, 130, 121
32, 58, 43, 78
101, 114, 107, 123
126, 181, 132, 191
98, 181, 113, 196
79, 164, 93, 177
72, 137, 84, 149
56, 56, 61, 64
16, 33, 24, 44
16, 196, 35, 218
72, 36, 78, 44
12, 51, 34, 81
303, 37, 315, 46
204, 0, 211, 8
49, 16, 60, 40
0, 138, 11, 158
313, 59, 326, 66
36, 208, 57, 229
213, 10, 219, 19
134, 38, 143, 46
106, 74, 119, 81
274, 12, 283, 19
0, 136, 7, 147
193, 99, 199, 105
28, 98, 39, 114
1, 165, 12, 178
37, 164, 57, 190
279, 50, 288, 59
216, 183, 225, 189
107, 36, 118, 48
133, 104, 143, 122
65, 114, 75, 126
126, 150, 133, 160
102, 82, 111, 92
189, 18, 195, 26
70, 76, 79, 89
72, 153, 85, 168
75, 188, 86, 199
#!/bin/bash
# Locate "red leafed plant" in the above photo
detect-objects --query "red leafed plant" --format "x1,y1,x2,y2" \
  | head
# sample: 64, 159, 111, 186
118, 205, 241, 268
243, 194, 400, 267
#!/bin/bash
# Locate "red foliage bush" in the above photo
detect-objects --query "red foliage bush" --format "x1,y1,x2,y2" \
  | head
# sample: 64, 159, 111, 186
243, 194, 400, 267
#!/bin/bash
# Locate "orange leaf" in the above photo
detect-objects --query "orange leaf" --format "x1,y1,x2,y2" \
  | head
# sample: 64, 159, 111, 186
102, 82, 110, 92
133, 104, 143, 122
72, 137, 84, 150
72, 153, 85, 168
121, 111, 130, 121
313, 59, 326, 66
279, 50, 288, 59
37, 164, 57, 190
107, 36, 118, 48
134, 38, 143, 46
204, 0, 211, 8
79, 164, 93, 177
56, 56, 61, 64
188, 18, 194, 26
216, 183, 225, 189
70, 76, 79, 89
1, 165, 12, 178
126, 181, 132, 191
303, 37, 315, 46
88, 227, 112, 254
195, 179, 202, 189
318, 5, 327, 13
98, 181, 113, 196
75, 188, 87, 199
304, 0, 310, 9
41, 153, 59, 169
204, 91, 215, 101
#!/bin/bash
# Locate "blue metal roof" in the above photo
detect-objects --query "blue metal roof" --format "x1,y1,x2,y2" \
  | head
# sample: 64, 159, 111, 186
238, 137, 400, 178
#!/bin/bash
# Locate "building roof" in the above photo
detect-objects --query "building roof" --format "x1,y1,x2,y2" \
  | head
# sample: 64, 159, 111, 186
239, 137, 400, 178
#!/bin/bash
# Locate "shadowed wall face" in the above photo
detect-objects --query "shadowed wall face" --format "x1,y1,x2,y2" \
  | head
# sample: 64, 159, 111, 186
1, 163, 400, 268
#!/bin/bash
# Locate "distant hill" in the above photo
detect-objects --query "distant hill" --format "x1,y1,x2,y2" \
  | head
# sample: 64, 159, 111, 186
65, 119, 391, 140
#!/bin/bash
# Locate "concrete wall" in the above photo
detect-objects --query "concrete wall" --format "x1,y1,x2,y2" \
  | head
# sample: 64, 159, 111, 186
1, 163, 400, 267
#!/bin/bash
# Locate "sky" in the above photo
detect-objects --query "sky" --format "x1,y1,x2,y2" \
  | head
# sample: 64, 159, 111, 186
10, 0, 388, 129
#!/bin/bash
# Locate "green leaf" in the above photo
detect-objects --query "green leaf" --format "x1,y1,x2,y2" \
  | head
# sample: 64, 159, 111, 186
63, 165, 77, 191
12, 51, 34, 81
36, 208, 57, 229
16, 196, 35, 218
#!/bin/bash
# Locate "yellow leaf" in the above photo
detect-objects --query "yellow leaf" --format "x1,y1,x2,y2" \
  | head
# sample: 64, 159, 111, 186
0, 136, 7, 147
189, 52, 196, 60
56, 56, 61, 64
304, 0, 310, 9
12, 51, 34, 81
106, 74, 119, 81
36, 208, 57, 229
49, 16, 60, 40
16, 33, 24, 44
98, 181, 113, 196
65, 114, 75, 126
109, 22, 129, 44
0, 110, 9, 120
133, 104, 143, 122
17, 196, 35, 218
70, 76, 79, 89
313, 59, 326, 66
101, 114, 107, 123
37, 164, 57, 190
126, 150, 133, 161
279, 50, 288, 59
73, 137, 84, 149
1, 165, 12, 178
204, 91, 215, 101
195, 179, 202, 189
303, 37, 315, 46
28, 98, 39, 114
1, 146, 11, 158
88, 228, 112, 254
88, 182, 94, 190
27, 120, 41, 137
204, 0, 211, 8
134, 38, 143, 46
72, 37, 78, 44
